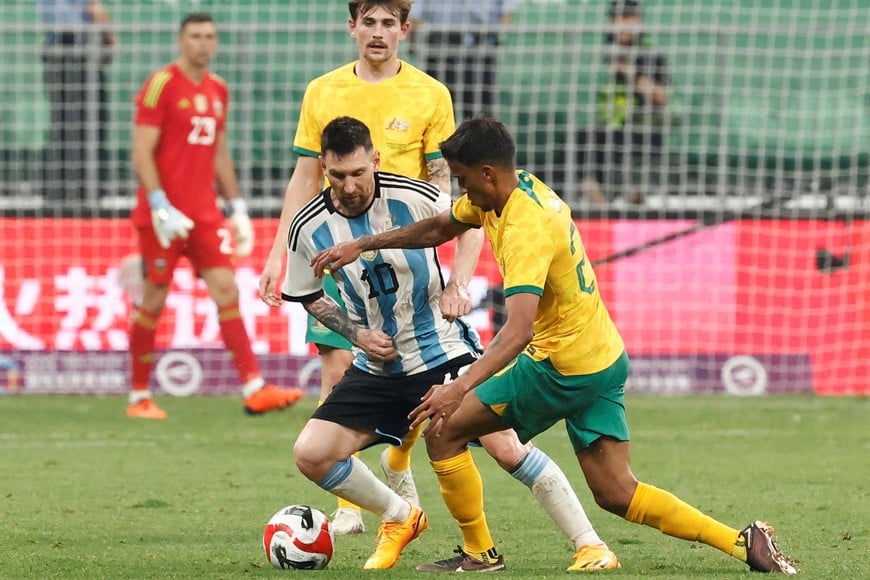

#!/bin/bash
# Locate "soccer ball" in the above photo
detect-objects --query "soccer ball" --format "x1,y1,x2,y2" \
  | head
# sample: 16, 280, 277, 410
263, 505, 334, 570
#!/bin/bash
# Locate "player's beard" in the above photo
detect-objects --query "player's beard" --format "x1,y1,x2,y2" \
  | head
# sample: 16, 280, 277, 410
341, 195, 367, 214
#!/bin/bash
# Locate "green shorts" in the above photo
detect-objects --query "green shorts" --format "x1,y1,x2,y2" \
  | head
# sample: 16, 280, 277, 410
475, 350, 630, 453
305, 276, 353, 351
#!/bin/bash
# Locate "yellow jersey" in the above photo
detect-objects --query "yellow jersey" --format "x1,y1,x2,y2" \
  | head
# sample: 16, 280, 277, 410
293, 61, 455, 180
450, 170, 625, 375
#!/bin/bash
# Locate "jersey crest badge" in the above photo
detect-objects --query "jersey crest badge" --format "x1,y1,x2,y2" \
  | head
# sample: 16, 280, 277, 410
194, 94, 208, 113
212, 99, 224, 118
548, 195, 563, 213
385, 118, 411, 132
178, 98, 190, 109
153, 258, 168, 273
361, 249, 378, 261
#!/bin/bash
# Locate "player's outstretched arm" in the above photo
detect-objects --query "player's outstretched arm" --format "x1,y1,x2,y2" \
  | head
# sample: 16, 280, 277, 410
410, 291, 539, 436
303, 295, 396, 362
260, 156, 323, 307
310, 211, 467, 277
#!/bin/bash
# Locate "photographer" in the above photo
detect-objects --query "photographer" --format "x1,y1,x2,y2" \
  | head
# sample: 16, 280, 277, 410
577, 0, 668, 205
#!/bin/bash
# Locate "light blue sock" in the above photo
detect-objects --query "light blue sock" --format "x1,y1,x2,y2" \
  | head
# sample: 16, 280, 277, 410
318, 457, 354, 491
317, 455, 408, 521
511, 447, 602, 549
509, 447, 549, 486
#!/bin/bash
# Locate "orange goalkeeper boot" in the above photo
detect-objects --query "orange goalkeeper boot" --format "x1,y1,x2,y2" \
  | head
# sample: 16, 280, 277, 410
244, 384, 304, 415
126, 398, 167, 420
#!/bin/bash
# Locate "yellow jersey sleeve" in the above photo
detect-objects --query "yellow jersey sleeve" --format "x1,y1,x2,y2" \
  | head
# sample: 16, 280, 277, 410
450, 195, 484, 227
293, 80, 324, 158
423, 85, 455, 161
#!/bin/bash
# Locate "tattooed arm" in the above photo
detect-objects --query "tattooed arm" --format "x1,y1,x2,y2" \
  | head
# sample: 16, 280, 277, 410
303, 294, 397, 362
426, 157, 452, 194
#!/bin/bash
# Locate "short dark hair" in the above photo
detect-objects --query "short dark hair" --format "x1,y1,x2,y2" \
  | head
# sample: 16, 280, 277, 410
439, 115, 516, 170
180, 12, 214, 32
608, 0, 642, 18
321, 116, 374, 157
348, 0, 412, 24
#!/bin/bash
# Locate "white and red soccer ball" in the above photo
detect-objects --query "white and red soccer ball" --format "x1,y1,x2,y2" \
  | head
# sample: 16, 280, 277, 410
263, 505, 334, 570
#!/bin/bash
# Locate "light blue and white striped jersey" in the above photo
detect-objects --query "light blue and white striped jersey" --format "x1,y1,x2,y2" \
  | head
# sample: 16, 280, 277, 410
282, 171, 482, 377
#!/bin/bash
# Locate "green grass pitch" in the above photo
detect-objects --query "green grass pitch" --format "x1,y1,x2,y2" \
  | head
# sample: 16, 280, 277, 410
1, 394, 866, 578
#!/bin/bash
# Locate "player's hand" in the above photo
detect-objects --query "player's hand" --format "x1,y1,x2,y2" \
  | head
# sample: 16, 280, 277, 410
310, 241, 363, 277
226, 198, 254, 257
259, 255, 284, 308
440, 281, 472, 322
148, 189, 194, 249
409, 376, 471, 437
355, 328, 397, 362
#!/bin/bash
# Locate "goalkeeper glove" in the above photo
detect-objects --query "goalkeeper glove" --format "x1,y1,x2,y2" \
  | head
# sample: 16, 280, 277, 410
225, 197, 254, 257
147, 189, 194, 249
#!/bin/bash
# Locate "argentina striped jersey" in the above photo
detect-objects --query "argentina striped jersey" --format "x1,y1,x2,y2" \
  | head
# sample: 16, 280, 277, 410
282, 171, 482, 377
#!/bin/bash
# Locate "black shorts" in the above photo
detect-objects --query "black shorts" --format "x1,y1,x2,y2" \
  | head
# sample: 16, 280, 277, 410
312, 354, 477, 448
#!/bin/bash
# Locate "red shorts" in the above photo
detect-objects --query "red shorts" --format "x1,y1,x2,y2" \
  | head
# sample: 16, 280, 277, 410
137, 221, 235, 285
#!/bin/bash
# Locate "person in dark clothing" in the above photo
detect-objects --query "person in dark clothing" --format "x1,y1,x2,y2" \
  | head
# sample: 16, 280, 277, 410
577, 0, 668, 205
38, 0, 114, 201
410, 0, 519, 121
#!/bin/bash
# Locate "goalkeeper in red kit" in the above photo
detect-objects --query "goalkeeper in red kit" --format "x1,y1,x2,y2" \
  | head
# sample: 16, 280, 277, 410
126, 12, 302, 419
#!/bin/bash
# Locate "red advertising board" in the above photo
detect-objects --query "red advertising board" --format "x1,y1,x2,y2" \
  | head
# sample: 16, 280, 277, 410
1, 218, 867, 395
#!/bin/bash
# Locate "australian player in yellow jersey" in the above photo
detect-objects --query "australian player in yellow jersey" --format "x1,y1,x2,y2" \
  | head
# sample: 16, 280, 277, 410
311, 115, 798, 574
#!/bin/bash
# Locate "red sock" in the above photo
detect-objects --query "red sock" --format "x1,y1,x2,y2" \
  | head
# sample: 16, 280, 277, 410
218, 302, 260, 384
130, 306, 159, 391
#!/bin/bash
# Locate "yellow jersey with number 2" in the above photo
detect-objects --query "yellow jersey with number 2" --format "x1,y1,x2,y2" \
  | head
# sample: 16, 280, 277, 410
450, 170, 625, 375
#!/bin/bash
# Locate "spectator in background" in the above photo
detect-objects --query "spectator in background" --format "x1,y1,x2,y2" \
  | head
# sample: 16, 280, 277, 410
38, 0, 115, 201
576, 0, 668, 205
410, 0, 519, 121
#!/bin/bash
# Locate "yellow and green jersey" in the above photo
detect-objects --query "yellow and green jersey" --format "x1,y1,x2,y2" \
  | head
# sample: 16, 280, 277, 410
450, 170, 625, 375
293, 61, 455, 180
